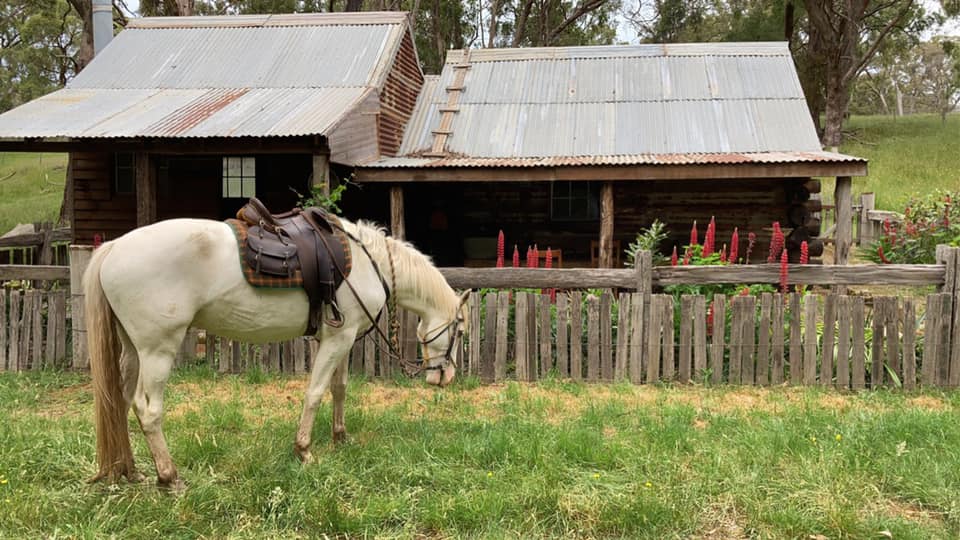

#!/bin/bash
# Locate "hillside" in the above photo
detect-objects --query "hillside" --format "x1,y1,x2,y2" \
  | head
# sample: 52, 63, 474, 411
839, 114, 960, 210
0, 152, 66, 235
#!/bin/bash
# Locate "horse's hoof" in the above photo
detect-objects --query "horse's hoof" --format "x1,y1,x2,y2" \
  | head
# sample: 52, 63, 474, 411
158, 476, 186, 494
332, 429, 348, 445
295, 446, 314, 464
127, 470, 146, 484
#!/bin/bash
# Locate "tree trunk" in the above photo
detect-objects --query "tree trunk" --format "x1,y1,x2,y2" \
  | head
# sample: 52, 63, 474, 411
346, 0, 362, 11
822, 66, 848, 150
68, 0, 94, 71
895, 82, 903, 116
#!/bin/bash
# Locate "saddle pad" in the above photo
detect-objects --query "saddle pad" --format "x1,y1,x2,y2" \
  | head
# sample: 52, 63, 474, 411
227, 219, 304, 289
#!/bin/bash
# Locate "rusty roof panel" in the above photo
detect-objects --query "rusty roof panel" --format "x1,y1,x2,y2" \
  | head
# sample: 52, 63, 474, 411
0, 87, 368, 139
127, 12, 409, 29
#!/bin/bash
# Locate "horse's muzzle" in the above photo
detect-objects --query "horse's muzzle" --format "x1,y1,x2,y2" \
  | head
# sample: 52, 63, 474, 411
425, 365, 456, 387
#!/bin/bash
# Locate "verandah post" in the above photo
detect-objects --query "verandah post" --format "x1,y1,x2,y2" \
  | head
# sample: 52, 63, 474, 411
69, 245, 94, 369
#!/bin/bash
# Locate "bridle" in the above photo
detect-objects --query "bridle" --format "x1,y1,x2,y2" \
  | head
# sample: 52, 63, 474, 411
328, 223, 465, 377
413, 315, 465, 374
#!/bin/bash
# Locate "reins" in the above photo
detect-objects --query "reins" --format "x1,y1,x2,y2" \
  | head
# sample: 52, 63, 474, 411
325, 220, 461, 376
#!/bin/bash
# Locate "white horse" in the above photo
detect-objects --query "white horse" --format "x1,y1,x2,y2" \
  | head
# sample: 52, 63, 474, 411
84, 217, 466, 489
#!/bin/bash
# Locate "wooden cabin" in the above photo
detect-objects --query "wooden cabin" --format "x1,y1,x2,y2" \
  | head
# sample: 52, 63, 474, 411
355, 44, 867, 267
0, 12, 423, 243
0, 15, 865, 267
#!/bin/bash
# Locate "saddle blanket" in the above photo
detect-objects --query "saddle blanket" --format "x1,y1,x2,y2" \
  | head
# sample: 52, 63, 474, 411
226, 219, 304, 289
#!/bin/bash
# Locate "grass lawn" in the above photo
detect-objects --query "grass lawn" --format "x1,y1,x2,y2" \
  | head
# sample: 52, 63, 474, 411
833, 114, 960, 211
0, 152, 66, 236
1, 368, 959, 538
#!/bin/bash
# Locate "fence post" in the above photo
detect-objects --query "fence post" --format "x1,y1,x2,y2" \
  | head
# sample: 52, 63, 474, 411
635, 250, 652, 383
69, 245, 94, 369
858, 192, 875, 245
936, 245, 960, 388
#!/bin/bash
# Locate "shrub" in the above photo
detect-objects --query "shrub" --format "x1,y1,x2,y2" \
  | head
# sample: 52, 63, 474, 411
864, 190, 960, 264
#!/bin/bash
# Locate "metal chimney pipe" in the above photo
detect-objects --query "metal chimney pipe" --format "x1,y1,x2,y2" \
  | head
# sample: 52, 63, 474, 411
92, 0, 113, 55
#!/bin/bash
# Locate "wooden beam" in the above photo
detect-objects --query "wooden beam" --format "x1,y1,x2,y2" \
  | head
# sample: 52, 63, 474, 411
135, 152, 156, 227
390, 185, 405, 240
0, 265, 70, 281
835, 176, 853, 265
356, 161, 868, 183
599, 182, 614, 268
438, 264, 945, 290
312, 151, 331, 196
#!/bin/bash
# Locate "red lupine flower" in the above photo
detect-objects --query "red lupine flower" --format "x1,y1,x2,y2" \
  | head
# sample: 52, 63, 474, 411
877, 245, 891, 264
93, 233, 103, 248
729, 227, 739, 264
526, 246, 533, 268
496, 230, 505, 268
513, 245, 520, 267
683, 246, 693, 265
800, 241, 809, 265
746, 232, 756, 263
779, 248, 789, 294
703, 217, 716, 257
719, 244, 727, 263
671, 246, 679, 267
545, 248, 555, 301
739, 287, 750, 296
690, 220, 699, 246
533, 245, 539, 268
883, 218, 891, 235
768, 222, 784, 263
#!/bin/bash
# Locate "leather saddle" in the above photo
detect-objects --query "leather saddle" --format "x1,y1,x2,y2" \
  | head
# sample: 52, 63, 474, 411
235, 197, 352, 335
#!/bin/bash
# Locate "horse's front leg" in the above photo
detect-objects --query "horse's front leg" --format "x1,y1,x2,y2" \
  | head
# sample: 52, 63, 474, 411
294, 331, 352, 463
331, 357, 349, 444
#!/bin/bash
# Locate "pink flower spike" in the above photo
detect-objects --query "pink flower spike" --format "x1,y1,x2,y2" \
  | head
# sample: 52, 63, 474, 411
779, 248, 789, 294
545, 248, 553, 269
513, 245, 520, 268
496, 230, 505, 268
800, 241, 809, 265
729, 228, 739, 264
690, 220, 699, 246
671, 246, 679, 267
703, 216, 716, 257
720, 244, 727, 263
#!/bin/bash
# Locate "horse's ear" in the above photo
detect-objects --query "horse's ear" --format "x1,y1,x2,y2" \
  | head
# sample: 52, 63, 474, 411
458, 290, 471, 307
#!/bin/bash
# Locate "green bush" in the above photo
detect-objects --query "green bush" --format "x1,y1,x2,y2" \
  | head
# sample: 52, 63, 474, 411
864, 190, 960, 264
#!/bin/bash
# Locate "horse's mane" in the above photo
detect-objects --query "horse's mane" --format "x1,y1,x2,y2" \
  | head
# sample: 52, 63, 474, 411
344, 219, 460, 316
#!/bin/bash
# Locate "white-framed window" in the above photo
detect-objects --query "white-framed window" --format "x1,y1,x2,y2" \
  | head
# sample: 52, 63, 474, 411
222, 156, 256, 198
551, 181, 600, 221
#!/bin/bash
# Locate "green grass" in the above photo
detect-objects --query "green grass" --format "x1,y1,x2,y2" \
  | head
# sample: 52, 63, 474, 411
1, 369, 959, 538
0, 152, 67, 235
836, 114, 960, 211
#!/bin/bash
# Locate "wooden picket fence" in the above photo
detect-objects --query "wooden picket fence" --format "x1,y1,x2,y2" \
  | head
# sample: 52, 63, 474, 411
456, 290, 955, 389
0, 288, 69, 371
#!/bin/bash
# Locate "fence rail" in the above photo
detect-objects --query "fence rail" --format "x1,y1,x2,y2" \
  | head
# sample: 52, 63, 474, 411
440, 264, 945, 289
2, 245, 958, 391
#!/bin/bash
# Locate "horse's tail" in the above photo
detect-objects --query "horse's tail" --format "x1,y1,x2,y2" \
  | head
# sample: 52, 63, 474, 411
85, 242, 135, 482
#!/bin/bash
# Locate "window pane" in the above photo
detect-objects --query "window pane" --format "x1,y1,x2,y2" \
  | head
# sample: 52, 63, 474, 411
228, 179, 241, 198
226, 157, 241, 178
242, 178, 255, 197
243, 157, 255, 177
222, 177, 228, 197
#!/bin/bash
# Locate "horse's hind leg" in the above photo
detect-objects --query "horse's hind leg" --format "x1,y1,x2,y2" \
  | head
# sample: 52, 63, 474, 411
331, 356, 349, 444
117, 326, 146, 483
294, 330, 354, 463
130, 349, 182, 490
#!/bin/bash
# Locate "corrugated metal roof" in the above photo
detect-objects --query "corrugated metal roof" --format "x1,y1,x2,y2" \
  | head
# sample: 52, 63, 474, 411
0, 87, 370, 139
364, 151, 867, 168
71, 24, 402, 89
399, 41, 833, 159
0, 12, 410, 140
